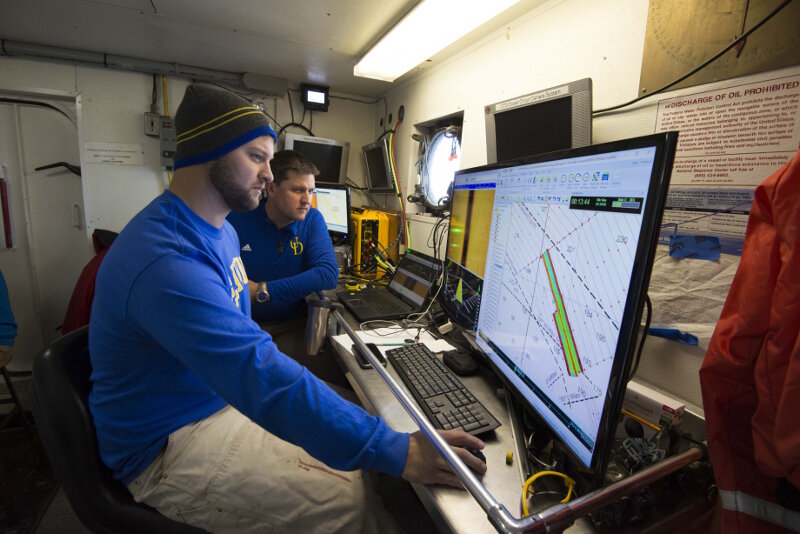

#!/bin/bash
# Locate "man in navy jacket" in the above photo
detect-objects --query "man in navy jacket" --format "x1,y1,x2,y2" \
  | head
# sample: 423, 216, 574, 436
228, 150, 343, 383
228, 149, 338, 323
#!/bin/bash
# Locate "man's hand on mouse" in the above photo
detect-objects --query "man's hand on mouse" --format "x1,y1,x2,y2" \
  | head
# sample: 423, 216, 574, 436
401, 429, 487, 488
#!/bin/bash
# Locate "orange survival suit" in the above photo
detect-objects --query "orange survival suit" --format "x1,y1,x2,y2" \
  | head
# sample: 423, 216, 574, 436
700, 149, 800, 532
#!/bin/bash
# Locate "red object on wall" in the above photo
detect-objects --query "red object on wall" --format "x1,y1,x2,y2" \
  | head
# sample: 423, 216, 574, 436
0, 179, 12, 249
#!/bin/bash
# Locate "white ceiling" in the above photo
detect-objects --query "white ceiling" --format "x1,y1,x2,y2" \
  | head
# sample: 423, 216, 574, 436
0, 0, 545, 98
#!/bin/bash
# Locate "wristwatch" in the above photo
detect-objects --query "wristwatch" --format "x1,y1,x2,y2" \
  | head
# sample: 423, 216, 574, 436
256, 281, 270, 303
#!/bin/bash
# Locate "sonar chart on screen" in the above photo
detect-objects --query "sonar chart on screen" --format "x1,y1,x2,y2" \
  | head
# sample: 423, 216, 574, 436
476, 146, 657, 467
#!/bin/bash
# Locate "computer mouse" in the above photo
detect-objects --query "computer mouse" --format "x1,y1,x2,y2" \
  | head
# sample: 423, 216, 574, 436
624, 417, 644, 438
442, 350, 478, 376
465, 447, 486, 464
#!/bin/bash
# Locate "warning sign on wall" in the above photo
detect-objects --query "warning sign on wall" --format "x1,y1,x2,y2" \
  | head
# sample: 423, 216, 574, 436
85, 141, 144, 165
655, 68, 800, 254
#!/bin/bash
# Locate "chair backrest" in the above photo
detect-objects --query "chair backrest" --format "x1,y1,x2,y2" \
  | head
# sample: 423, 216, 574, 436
31, 326, 206, 534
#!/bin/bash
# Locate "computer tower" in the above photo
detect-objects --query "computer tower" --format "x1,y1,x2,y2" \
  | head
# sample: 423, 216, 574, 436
350, 207, 400, 279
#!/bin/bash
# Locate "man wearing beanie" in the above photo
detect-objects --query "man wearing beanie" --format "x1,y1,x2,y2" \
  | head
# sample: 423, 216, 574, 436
88, 84, 486, 533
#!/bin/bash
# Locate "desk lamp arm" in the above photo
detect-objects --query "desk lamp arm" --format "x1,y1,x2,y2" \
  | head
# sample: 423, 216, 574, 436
329, 306, 703, 533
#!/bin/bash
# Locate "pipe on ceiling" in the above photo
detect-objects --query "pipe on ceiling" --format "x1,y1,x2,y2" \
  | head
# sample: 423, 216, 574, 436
0, 39, 288, 97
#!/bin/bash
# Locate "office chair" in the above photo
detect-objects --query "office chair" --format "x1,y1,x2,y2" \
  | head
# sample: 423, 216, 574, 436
30, 326, 207, 534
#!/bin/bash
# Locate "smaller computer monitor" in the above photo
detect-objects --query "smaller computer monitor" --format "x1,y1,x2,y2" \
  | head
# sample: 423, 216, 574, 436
440, 168, 500, 331
284, 133, 349, 185
485, 78, 592, 163
362, 138, 396, 193
312, 183, 351, 237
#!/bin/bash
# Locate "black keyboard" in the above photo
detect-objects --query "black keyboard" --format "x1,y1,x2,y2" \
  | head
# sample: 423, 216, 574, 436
358, 290, 410, 314
385, 344, 500, 436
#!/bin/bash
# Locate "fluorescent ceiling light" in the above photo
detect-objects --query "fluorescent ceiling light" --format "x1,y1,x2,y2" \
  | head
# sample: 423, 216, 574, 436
354, 0, 520, 82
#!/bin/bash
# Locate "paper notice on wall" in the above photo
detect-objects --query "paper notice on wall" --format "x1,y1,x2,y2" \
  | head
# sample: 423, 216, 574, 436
85, 141, 144, 165
654, 69, 800, 254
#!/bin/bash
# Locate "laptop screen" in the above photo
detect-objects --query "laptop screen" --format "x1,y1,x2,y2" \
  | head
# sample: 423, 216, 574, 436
387, 251, 441, 308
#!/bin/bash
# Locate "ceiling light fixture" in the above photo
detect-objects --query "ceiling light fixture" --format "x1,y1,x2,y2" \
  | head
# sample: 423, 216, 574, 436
354, 0, 520, 82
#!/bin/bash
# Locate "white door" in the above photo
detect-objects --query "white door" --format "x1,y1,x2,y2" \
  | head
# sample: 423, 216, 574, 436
0, 97, 92, 369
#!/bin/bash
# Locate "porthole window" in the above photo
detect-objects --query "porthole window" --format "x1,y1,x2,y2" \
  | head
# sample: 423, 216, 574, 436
421, 127, 461, 208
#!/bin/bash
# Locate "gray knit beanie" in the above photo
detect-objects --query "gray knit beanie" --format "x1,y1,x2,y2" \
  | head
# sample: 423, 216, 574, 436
173, 84, 278, 170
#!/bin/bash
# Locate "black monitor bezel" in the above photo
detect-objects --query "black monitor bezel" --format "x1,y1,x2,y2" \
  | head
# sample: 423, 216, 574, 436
312, 182, 351, 238
471, 132, 678, 487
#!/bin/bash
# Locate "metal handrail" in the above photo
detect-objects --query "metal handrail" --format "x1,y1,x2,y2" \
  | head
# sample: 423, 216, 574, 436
329, 306, 704, 533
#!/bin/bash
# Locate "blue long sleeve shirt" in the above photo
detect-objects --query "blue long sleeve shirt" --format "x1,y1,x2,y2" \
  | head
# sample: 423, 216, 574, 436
227, 199, 339, 322
0, 270, 16, 347
89, 191, 408, 485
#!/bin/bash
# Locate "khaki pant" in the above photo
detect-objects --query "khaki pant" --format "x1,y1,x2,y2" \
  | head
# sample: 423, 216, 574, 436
128, 405, 399, 533
0, 345, 12, 368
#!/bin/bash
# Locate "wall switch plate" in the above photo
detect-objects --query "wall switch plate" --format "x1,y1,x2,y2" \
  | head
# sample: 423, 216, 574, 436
144, 112, 160, 136
159, 115, 176, 169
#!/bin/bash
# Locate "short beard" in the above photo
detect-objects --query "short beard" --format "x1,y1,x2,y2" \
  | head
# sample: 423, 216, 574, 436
209, 157, 259, 213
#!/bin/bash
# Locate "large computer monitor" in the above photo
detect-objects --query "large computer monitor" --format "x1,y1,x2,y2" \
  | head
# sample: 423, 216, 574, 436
311, 183, 350, 237
362, 138, 397, 193
440, 169, 499, 331
473, 132, 678, 485
484, 78, 592, 164
284, 133, 350, 185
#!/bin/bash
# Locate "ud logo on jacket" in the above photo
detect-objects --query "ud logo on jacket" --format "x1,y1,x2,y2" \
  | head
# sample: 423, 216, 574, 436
290, 236, 303, 255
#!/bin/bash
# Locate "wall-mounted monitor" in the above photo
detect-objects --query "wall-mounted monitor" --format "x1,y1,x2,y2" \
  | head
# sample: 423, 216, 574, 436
312, 183, 350, 237
362, 138, 396, 193
473, 132, 677, 486
484, 78, 592, 164
284, 133, 349, 185
301, 83, 329, 112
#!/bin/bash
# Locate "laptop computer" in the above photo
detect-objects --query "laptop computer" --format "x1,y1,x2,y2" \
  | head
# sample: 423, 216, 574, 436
337, 249, 442, 322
